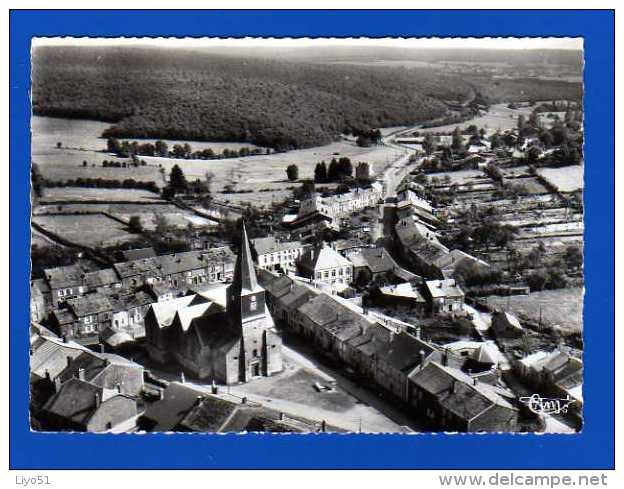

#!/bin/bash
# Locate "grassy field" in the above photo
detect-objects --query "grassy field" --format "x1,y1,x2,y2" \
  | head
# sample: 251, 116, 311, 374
512, 176, 549, 195
416, 103, 534, 136
33, 115, 405, 208
39, 187, 162, 202
538, 166, 584, 192
33, 214, 137, 248
428, 169, 488, 185
486, 287, 584, 333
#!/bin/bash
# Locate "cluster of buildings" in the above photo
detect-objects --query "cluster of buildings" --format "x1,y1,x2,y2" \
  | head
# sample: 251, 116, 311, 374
30, 247, 237, 344
259, 270, 519, 432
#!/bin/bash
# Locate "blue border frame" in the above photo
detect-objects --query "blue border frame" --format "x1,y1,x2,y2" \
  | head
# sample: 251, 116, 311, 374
10, 9, 614, 470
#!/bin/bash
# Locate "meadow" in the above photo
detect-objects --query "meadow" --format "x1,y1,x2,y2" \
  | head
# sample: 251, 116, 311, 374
538, 166, 584, 192
486, 287, 584, 333
33, 214, 137, 248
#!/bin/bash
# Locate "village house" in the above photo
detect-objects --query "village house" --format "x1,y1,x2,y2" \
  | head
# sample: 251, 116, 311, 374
43, 264, 121, 307
144, 223, 283, 384
30, 334, 144, 430
424, 279, 465, 315
395, 217, 450, 278
251, 236, 305, 273
366, 281, 428, 316
30, 279, 49, 322
433, 249, 491, 280
50, 293, 115, 341
257, 271, 319, 326
297, 183, 384, 221
407, 362, 519, 432
107, 290, 154, 338
346, 246, 418, 285
116, 247, 157, 262
38, 378, 138, 432
139, 382, 335, 433
297, 242, 354, 289
514, 350, 583, 418
112, 247, 236, 290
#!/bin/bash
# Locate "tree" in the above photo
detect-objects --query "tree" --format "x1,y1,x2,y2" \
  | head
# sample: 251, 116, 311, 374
527, 269, 548, 291
527, 146, 541, 163
169, 164, 188, 193
286, 164, 299, 181
564, 245, 583, 270
31, 162, 45, 198
155, 214, 170, 234
423, 133, 435, 155
128, 215, 143, 233
204, 171, 215, 195
155, 140, 168, 157
328, 159, 340, 181
356, 162, 372, 182
451, 127, 463, 152
314, 161, 327, 182
356, 135, 372, 147
56, 141, 62, 149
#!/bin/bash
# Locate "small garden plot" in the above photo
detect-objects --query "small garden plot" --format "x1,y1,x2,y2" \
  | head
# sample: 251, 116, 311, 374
486, 287, 583, 333
508, 176, 550, 195
33, 214, 136, 248
428, 169, 487, 185
538, 166, 584, 192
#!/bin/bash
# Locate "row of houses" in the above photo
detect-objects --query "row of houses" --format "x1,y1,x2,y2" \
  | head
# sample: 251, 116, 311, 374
259, 271, 518, 432
32, 247, 237, 316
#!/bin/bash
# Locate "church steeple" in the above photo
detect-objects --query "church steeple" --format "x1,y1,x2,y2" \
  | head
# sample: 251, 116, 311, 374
227, 221, 266, 329
231, 220, 262, 295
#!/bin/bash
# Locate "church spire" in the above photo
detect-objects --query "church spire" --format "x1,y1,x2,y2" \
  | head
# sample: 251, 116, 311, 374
231, 220, 262, 294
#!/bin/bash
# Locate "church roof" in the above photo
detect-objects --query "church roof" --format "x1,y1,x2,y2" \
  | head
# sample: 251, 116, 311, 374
231, 222, 263, 295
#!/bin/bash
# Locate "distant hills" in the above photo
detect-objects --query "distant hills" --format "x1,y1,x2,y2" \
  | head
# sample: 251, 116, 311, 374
32, 45, 583, 150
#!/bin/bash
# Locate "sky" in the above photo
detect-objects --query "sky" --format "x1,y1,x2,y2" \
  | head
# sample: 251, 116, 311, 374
32, 37, 583, 50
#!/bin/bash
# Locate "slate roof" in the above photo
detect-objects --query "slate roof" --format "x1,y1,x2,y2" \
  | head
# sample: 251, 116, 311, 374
113, 248, 235, 280
409, 362, 516, 422
44, 265, 119, 290
366, 331, 439, 373
140, 382, 204, 432
260, 273, 318, 310
433, 249, 490, 272
230, 222, 263, 294
299, 243, 353, 272
30, 336, 90, 379
251, 236, 303, 256
357, 247, 398, 274
426, 279, 465, 299
42, 378, 115, 426
297, 294, 370, 342
66, 293, 114, 317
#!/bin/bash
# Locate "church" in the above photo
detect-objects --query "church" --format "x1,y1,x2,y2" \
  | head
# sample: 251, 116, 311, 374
144, 222, 283, 384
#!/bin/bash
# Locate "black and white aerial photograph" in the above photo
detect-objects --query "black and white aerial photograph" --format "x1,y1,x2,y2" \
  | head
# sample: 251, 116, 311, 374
29, 37, 584, 434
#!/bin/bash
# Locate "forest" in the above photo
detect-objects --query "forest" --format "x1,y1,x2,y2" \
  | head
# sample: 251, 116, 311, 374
32, 46, 583, 150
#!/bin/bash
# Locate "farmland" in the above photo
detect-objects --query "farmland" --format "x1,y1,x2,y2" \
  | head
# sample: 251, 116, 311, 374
33, 214, 137, 248
486, 287, 584, 333
538, 166, 584, 192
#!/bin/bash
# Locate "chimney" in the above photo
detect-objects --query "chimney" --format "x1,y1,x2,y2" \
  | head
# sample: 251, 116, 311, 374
94, 392, 101, 409
419, 350, 426, 369
66, 355, 73, 367
180, 371, 186, 384
62, 334, 68, 343
242, 396, 247, 405
157, 388, 164, 401
442, 348, 449, 367
116, 383, 122, 394
279, 412, 285, 421
98, 343, 105, 354
44, 369, 52, 383
451, 380, 457, 394
321, 420, 327, 432
415, 326, 421, 339
211, 380, 218, 394
77, 368, 86, 381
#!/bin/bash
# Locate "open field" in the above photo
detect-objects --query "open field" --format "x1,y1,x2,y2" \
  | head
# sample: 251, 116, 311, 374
415, 103, 534, 136
428, 169, 488, 185
511, 176, 549, 195
486, 287, 583, 333
538, 166, 584, 192
33, 214, 137, 248
34, 116, 406, 208
39, 187, 162, 203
